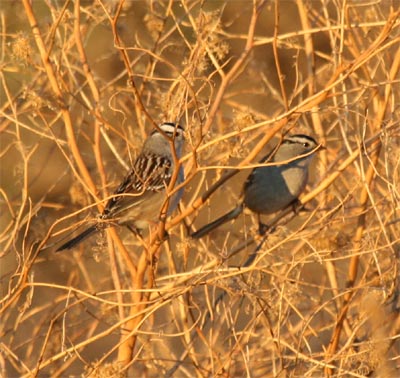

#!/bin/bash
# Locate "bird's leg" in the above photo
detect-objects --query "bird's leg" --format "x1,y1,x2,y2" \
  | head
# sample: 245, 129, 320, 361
291, 199, 308, 214
125, 224, 149, 255
126, 224, 143, 237
257, 214, 270, 236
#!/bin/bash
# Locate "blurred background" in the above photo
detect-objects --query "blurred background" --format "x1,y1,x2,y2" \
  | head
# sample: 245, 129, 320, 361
1, 1, 399, 377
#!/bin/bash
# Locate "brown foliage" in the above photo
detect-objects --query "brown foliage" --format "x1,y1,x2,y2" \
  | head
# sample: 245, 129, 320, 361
1, 1, 399, 377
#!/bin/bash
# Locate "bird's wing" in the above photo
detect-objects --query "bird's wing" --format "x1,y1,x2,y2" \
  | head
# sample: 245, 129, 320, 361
103, 153, 172, 217
242, 150, 276, 193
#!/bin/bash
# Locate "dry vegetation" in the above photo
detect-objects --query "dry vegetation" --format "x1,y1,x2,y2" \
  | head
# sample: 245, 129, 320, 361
1, 1, 400, 377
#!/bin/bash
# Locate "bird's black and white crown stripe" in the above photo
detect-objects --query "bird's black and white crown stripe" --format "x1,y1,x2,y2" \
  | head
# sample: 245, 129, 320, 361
152, 122, 184, 137
282, 134, 318, 148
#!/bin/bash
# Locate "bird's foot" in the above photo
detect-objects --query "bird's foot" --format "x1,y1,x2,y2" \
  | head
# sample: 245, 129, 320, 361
291, 199, 305, 215
258, 222, 270, 236
159, 229, 170, 242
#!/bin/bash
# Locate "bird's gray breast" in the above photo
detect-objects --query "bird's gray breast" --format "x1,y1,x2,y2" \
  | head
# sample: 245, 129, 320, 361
243, 162, 309, 215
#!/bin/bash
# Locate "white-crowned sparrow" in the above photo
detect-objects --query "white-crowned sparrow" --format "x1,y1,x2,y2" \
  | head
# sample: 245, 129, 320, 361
191, 134, 321, 238
56, 122, 185, 251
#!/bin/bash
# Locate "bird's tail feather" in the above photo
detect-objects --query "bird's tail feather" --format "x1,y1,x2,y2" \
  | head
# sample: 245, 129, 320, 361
191, 203, 244, 239
56, 225, 97, 252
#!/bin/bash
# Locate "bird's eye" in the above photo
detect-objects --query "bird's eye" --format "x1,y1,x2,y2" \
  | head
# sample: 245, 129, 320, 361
303, 142, 310, 148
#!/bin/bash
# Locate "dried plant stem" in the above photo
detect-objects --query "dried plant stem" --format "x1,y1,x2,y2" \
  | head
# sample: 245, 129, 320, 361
2, 2, 399, 376
21, 0, 97, 196
201, 0, 266, 135
325, 37, 400, 376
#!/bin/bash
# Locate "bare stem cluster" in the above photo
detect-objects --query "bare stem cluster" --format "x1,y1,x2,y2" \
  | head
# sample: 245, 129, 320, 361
1, 1, 399, 377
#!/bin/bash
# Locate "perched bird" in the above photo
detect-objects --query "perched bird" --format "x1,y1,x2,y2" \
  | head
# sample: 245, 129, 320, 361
56, 122, 185, 251
191, 134, 321, 238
